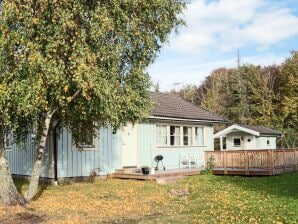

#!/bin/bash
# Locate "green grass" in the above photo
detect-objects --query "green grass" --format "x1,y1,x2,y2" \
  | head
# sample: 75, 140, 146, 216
162, 173, 298, 224
1, 173, 297, 224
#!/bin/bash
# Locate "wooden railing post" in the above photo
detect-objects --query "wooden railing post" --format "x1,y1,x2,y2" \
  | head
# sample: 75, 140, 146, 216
282, 150, 285, 173
268, 150, 274, 175
245, 151, 249, 175
224, 151, 227, 175
204, 152, 208, 169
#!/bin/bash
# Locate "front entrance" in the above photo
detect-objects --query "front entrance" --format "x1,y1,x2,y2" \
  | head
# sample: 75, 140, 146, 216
121, 124, 138, 167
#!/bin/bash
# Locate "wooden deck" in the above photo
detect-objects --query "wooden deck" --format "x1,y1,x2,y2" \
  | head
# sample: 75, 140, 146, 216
205, 149, 298, 176
110, 168, 200, 184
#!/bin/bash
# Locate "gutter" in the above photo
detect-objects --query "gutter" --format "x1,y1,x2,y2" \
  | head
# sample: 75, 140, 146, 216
148, 116, 229, 124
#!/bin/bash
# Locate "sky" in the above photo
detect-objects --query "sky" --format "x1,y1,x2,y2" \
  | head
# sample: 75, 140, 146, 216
147, 0, 298, 91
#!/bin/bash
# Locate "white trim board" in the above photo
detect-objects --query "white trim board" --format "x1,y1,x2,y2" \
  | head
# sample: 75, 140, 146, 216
214, 124, 260, 138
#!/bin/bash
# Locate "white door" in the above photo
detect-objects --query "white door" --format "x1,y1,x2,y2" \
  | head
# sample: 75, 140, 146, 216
121, 124, 138, 167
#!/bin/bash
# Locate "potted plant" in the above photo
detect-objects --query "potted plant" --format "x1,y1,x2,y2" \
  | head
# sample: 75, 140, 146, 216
141, 166, 150, 175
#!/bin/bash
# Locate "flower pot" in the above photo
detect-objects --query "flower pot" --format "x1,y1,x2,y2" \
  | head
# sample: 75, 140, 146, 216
141, 167, 150, 175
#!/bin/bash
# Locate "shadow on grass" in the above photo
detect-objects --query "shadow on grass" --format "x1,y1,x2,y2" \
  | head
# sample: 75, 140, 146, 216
13, 178, 49, 201
213, 172, 298, 199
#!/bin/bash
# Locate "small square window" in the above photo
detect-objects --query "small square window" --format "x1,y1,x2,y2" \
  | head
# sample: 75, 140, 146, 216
233, 138, 241, 147
75, 129, 99, 151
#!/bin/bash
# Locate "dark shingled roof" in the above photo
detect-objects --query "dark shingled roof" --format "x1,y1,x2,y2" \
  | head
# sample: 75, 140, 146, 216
238, 124, 282, 136
149, 92, 226, 122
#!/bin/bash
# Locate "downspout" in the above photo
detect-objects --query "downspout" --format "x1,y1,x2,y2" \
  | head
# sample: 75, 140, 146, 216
53, 123, 59, 185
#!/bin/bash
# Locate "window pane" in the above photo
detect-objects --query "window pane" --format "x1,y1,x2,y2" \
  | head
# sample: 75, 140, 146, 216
170, 126, 180, 146
81, 130, 95, 148
183, 127, 193, 146
195, 127, 204, 145
157, 125, 167, 146
234, 138, 241, 146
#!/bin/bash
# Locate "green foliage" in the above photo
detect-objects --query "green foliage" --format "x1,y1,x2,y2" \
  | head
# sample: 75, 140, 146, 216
201, 155, 215, 175
0, 0, 186, 143
182, 52, 297, 148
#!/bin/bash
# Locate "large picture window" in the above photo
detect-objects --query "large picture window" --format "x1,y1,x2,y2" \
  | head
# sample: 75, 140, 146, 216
156, 124, 205, 147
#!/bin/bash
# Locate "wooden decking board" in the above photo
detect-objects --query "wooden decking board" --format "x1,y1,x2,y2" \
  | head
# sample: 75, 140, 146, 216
111, 168, 200, 182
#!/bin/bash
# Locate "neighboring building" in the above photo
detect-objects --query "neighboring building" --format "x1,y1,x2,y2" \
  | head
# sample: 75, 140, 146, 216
214, 124, 282, 150
6, 92, 226, 181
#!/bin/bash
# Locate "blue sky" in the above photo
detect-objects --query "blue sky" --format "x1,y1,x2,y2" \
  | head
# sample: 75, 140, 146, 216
147, 0, 298, 91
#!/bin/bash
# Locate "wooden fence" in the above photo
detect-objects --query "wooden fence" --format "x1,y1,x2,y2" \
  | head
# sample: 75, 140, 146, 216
205, 149, 298, 176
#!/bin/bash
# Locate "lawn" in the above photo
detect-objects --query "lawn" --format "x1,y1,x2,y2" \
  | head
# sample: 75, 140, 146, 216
0, 173, 297, 224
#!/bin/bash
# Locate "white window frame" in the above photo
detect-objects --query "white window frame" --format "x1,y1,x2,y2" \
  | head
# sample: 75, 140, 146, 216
73, 129, 99, 151
156, 125, 168, 146
194, 126, 204, 146
267, 138, 270, 146
183, 126, 193, 146
156, 124, 205, 147
169, 125, 181, 146
233, 137, 241, 147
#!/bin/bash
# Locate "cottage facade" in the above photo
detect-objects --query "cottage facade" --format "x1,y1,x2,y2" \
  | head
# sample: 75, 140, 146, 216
214, 124, 282, 150
6, 92, 226, 181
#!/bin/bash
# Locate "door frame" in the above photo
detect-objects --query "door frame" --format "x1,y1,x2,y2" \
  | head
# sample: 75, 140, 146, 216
120, 124, 139, 167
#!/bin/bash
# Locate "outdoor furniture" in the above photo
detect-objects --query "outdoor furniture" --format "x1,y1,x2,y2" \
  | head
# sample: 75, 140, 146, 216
179, 154, 198, 169
179, 154, 190, 168
188, 154, 198, 168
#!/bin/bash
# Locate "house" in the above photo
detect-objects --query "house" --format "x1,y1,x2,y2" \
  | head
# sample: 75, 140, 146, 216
6, 92, 226, 181
214, 124, 282, 150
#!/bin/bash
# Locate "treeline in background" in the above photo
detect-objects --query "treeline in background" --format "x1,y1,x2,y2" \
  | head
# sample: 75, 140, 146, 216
171, 51, 297, 148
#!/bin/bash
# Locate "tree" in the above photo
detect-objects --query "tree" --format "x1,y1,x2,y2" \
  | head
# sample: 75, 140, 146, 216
0, 0, 186, 205
279, 51, 298, 129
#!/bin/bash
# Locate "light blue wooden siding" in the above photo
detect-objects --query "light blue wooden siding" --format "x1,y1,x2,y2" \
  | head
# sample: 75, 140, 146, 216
6, 131, 54, 178
57, 127, 121, 178
138, 122, 214, 169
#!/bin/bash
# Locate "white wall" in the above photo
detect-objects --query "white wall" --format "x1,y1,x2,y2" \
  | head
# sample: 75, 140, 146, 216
256, 136, 277, 149
225, 131, 277, 150
138, 122, 214, 169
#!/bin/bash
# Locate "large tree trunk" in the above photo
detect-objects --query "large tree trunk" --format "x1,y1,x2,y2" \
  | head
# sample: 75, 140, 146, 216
26, 110, 55, 201
0, 141, 26, 206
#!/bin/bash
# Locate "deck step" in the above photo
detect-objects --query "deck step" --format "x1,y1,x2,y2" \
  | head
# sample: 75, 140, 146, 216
156, 176, 185, 185
115, 168, 142, 174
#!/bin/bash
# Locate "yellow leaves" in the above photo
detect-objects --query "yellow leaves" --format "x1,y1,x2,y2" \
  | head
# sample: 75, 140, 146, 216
64, 85, 69, 93
32, 18, 39, 25
66, 97, 72, 102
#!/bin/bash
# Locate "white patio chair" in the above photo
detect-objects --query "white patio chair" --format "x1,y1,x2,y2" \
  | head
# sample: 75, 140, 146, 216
188, 154, 198, 168
179, 154, 190, 169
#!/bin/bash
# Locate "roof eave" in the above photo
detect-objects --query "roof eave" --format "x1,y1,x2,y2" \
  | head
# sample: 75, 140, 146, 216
148, 115, 229, 124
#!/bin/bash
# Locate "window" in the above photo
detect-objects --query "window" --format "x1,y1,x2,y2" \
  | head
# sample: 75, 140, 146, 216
4, 131, 13, 149
156, 125, 167, 146
267, 139, 270, 145
170, 126, 180, 146
195, 127, 204, 146
183, 127, 192, 146
233, 138, 241, 147
76, 129, 98, 150
156, 124, 205, 147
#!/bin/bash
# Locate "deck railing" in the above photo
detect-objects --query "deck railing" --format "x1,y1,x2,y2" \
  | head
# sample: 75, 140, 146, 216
205, 149, 298, 175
